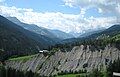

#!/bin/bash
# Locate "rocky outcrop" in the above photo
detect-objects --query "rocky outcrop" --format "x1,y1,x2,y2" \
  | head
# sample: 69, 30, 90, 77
5, 45, 120, 76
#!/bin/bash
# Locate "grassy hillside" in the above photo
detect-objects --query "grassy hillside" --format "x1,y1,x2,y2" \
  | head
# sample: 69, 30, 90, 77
8, 55, 36, 62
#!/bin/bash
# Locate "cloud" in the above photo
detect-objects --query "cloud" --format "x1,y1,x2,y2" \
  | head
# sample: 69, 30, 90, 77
63, 0, 119, 18
0, 5, 117, 34
63, 0, 115, 7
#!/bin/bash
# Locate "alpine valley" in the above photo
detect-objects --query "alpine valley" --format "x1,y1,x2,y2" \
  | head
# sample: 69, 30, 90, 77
0, 14, 120, 77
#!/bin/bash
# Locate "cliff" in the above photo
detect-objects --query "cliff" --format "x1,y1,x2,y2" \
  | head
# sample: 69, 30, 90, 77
5, 44, 120, 76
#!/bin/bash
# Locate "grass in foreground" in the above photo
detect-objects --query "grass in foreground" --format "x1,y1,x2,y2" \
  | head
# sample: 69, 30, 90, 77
56, 73, 86, 77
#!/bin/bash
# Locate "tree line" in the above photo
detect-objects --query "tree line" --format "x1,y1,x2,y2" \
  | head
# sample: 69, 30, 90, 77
49, 34, 120, 52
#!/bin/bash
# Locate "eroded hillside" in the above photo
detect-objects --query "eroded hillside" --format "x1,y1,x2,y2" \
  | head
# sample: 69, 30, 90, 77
5, 44, 120, 76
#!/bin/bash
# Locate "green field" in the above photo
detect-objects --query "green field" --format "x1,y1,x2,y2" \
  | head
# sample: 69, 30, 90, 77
8, 55, 36, 62
56, 73, 86, 77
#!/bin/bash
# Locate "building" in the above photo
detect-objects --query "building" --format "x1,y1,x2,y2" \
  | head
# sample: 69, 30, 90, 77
39, 50, 49, 53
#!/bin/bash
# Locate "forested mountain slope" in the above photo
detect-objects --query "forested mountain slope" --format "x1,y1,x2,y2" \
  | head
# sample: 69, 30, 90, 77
5, 24, 120, 76
0, 15, 55, 61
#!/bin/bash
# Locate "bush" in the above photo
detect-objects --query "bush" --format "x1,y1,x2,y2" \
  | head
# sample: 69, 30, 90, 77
88, 68, 104, 77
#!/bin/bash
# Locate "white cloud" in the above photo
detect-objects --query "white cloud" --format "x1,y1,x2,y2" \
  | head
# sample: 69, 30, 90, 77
0, 5, 117, 34
63, 0, 116, 8
98, 8, 103, 13
63, 0, 119, 18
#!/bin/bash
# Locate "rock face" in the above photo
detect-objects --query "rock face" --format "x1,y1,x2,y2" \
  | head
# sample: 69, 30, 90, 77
5, 45, 120, 76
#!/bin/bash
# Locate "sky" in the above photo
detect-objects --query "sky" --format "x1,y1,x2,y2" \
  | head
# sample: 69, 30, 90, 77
0, 0, 119, 33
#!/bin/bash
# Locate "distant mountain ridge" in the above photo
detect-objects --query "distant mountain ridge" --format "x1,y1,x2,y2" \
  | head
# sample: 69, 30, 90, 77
86, 24, 120, 39
7, 17, 74, 40
78, 28, 105, 38
49, 30, 74, 39
61, 24, 120, 44
6, 17, 60, 41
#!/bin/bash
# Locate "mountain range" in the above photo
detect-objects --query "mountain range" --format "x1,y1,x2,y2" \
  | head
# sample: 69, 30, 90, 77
0, 14, 120, 76
4, 24, 120, 76
0, 15, 56, 60
7, 17, 74, 40
6, 17, 107, 39
61, 24, 120, 44
0, 15, 120, 61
